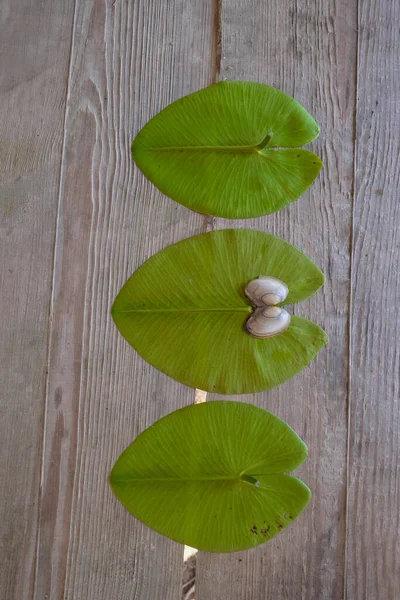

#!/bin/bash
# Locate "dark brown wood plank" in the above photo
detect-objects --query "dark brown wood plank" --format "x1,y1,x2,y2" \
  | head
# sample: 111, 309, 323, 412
346, 0, 400, 597
0, 1, 75, 598
197, 1, 357, 598
32, 0, 214, 598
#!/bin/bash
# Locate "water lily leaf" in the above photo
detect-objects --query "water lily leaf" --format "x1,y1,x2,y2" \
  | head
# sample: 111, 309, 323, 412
112, 229, 327, 394
132, 81, 322, 218
110, 401, 311, 552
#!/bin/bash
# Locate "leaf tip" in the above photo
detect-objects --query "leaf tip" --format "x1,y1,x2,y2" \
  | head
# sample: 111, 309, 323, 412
110, 301, 118, 323
130, 138, 137, 159
108, 465, 125, 502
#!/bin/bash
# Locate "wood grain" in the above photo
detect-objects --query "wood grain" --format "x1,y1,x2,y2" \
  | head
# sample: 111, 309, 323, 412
197, 1, 357, 598
0, 1, 75, 598
346, 0, 400, 597
32, 0, 214, 598
2, 0, 399, 598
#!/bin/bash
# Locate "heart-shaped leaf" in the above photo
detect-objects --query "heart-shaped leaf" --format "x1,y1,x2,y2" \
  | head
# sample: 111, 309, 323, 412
110, 401, 311, 552
112, 229, 327, 394
132, 81, 322, 218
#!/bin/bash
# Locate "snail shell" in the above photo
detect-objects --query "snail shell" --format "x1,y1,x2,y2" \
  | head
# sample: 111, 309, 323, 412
246, 306, 291, 338
244, 276, 291, 338
245, 276, 289, 307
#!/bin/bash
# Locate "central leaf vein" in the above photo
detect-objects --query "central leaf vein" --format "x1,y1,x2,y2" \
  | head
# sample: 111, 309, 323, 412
146, 133, 274, 153
112, 473, 281, 483
113, 307, 252, 314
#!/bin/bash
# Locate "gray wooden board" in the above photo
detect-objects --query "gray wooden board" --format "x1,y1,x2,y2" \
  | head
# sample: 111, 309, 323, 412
32, 0, 215, 598
346, 0, 400, 597
196, 0, 357, 598
2, 0, 399, 598
0, 0, 76, 598
0, 0, 213, 598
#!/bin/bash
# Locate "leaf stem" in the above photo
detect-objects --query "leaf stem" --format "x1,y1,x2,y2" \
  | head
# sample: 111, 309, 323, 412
147, 133, 272, 154
256, 133, 272, 151
240, 474, 260, 486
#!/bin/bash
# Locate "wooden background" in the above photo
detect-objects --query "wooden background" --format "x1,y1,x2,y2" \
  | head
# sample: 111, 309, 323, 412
1, 0, 399, 598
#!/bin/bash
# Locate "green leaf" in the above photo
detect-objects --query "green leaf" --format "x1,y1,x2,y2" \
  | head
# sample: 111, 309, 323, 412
132, 81, 322, 218
110, 401, 311, 552
112, 229, 327, 394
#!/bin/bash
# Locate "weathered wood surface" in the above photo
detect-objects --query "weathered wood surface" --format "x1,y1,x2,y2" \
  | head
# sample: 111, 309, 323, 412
0, 1, 76, 598
346, 0, 400, 598
1, 0, 399, 598
197, 0, 357, 599
33, 1, 215, 598
0, 0, 214, 598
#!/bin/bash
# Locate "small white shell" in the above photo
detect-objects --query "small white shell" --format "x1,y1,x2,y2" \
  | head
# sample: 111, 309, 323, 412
245, 276, 289, 307
245, 306, 291, 339
245, 276, 290, 338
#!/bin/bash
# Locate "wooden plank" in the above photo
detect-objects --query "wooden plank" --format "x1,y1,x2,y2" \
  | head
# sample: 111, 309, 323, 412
32, 0, 214, 598
0, 1, 75, 598
346, 1, 400, 598
196, 1, 357, 598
